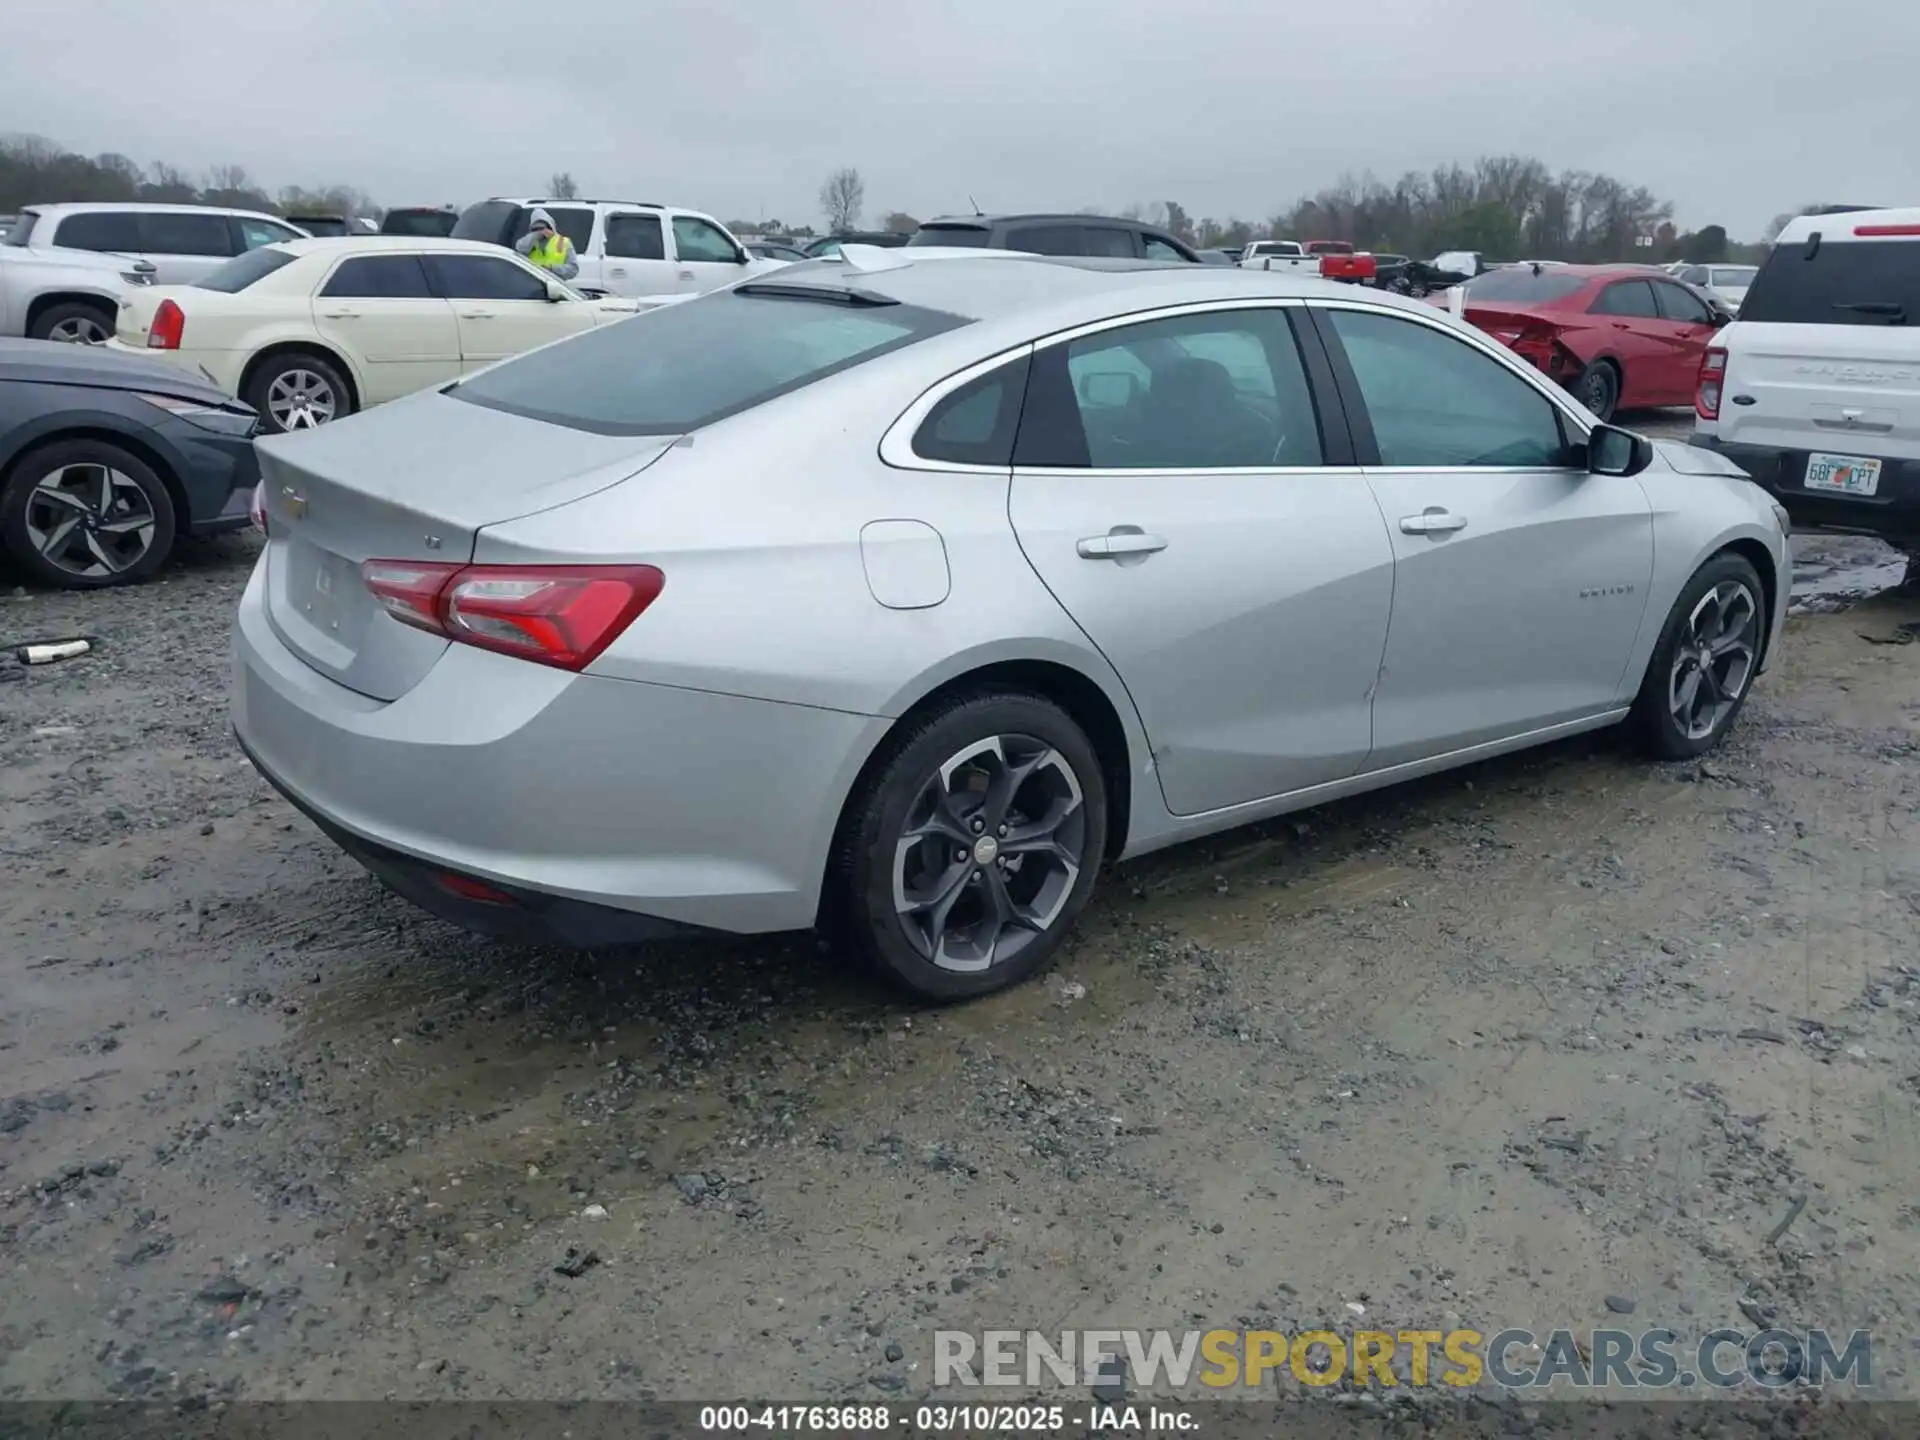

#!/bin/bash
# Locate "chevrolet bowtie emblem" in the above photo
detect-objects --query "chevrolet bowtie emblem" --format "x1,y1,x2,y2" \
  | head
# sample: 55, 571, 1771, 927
281, 486, 308, 520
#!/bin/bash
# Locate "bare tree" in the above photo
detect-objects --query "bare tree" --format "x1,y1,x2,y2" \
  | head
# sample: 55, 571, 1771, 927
819, 168, 864, 233
548, 171, 579, 200
880, 210, 919, 234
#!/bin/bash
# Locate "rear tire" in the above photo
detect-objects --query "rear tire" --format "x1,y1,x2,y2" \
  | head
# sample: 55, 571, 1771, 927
29, 300, 115, 345
1574, 360, 1620, 422
245, 351, 353, 434
827, 690, 1108, 1002
1628, 552, 1766, 759
0, 438, 176, 588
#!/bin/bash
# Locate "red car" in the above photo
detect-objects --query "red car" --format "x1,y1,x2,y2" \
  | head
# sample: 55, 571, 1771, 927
1456, 264, 1727, 421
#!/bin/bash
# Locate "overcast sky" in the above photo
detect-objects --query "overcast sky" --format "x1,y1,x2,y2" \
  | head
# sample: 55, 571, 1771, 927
6, 0, 1908, 238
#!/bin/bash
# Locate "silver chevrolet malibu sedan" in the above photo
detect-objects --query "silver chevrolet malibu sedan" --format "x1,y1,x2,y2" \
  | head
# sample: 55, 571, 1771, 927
234, 249, 1790, 1000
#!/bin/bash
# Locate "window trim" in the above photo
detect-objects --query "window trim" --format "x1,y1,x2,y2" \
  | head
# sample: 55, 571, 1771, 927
1303, 298, 1593, 474
423, 250, 557, 302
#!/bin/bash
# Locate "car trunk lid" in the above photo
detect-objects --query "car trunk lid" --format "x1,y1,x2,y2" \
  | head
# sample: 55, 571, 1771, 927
1717, 322, 1920, 457
255, 390, 677, 701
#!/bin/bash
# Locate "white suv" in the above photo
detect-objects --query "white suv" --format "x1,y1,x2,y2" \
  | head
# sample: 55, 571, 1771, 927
1, 203, 309, 343
447, 198, 785, 299
1691, 207, 1920, 558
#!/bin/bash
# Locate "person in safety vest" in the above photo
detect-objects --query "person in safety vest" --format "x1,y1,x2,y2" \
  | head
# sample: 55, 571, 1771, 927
514, 208, 579, 280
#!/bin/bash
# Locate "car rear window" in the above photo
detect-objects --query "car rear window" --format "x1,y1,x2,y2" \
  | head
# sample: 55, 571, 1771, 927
907, 224, 990, 247
2, 211, 36, 247
381, 210, 456, 237
1740, 239, 1920, 326
1464, 269, 1589, 303
452, 289, 971, 436
194, 247, 299, 292
450, 201, 519, 245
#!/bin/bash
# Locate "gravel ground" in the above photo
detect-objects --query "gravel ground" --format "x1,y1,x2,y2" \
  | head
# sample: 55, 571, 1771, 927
2, 411, 1918, 1411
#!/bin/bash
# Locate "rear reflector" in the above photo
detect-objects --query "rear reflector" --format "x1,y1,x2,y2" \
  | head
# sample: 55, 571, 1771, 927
438, 872, 514, 905
1854, 223, 1920, 237
360, 560, 665, 671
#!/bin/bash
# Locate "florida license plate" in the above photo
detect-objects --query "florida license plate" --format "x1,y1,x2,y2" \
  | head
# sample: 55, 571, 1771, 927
1804, 452, 1882, 496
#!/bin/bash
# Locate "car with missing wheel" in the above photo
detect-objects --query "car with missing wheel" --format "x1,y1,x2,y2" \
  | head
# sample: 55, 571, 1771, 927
1459, 263, 1729, 420
0, 338, 258, 588
233, 250, 1789, 1001
108, 236, 647, 433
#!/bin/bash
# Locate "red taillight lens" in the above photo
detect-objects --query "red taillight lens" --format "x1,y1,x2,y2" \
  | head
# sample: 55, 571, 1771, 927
148, 298, 184, 351
359, 560, 665, 671
1695, 346, 1727, 421
362, 559, 462, 634
248, 484, 268, 536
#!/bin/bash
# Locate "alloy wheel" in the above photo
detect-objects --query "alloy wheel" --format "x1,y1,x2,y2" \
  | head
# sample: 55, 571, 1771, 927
265, 369, 338, 430
891, 734, 1089, 973
46, 315, 109, 344
25, 464, 157, 578
1668, 579, 1758, 741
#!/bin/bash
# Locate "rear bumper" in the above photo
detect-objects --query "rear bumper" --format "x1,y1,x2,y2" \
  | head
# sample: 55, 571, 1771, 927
1690, 433, 1920, 543
231, 555, 889, 938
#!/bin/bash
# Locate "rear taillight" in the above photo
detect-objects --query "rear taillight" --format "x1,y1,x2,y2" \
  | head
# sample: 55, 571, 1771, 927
147, 298, 184, 350
360, 561, 665, 671
249, 484, 268, 535
1695, 346, 1727, 421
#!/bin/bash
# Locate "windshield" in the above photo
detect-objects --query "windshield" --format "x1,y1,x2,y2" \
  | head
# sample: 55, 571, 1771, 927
1463, 268, 1589, 303
2, 211, 35, 247
1709, 267, 1757, 287
1740, 240, 1920, 326
453, 289, 970, 436
194, 247, 298, 293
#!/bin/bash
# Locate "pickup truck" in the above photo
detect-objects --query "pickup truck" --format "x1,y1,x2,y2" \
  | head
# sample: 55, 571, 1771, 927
1238, 239, 1378, 284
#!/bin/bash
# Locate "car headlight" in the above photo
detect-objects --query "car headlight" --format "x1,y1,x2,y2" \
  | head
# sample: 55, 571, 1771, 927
139, 393, 258, 437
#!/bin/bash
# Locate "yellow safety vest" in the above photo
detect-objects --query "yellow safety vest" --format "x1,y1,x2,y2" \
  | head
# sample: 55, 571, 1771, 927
527, 232, 572, 269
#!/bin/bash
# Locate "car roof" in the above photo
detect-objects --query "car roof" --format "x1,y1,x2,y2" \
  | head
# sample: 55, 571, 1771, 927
265, 235, 542, 261
920, 213, 1162, 229
766, 250, 1445, 326
22, 201, 286, 221
482, 197, 668, 211
1773, 206, 1920, 244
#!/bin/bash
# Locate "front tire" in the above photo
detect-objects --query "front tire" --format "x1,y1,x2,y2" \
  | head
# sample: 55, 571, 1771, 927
0, 439, 177, 588
828, 691, 1108, 1002
1574, 359, 1621, 422
245, 352, 352, 433
1629, 553, 1766, 759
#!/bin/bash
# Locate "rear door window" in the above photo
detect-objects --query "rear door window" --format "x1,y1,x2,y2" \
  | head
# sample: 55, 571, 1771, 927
1739, 239, 1920, 326
1589, 280, 1659, 318
1004, 224, 1086, 256
321, 255, 436, 298
51, 211, 142, 251
139, 211, 236, 256
450, 200, 520, 245
538, 207, 596, 252
605, 213, 665, 259
454, 289, 969, 436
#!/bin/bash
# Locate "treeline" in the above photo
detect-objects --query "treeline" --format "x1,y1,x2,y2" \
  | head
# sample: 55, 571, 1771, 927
0, 134, 382, 221
1124, 154, 1767, 265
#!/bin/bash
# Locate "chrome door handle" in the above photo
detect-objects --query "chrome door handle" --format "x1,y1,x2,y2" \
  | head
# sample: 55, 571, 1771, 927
1076, 531, 1169, 559
1400, 510, 1468, 535
458, 311, 495, 319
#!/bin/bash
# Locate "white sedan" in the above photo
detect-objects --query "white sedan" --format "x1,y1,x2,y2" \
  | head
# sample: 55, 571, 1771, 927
109, 237, 650, 432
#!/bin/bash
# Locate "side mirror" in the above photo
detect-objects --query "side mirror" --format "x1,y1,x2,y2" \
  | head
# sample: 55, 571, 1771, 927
545, 280, 567, 303
1586, 423, 1653, 477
